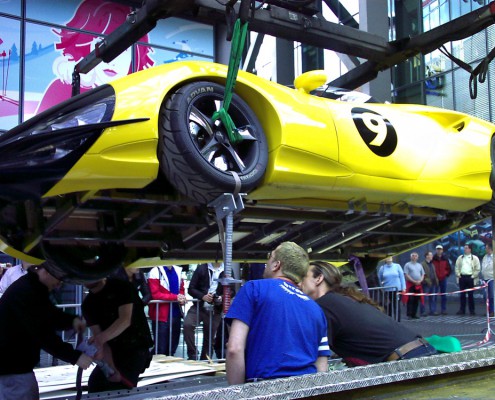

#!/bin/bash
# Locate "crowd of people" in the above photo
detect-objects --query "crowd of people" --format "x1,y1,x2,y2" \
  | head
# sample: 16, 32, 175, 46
3, 239, 491, 395
378, 242, 494, 320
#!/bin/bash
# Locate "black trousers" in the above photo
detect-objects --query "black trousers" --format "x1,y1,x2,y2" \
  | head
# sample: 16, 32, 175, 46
407, 285, 421, 317
459, 275, 475, 313
88, 347, 151, 393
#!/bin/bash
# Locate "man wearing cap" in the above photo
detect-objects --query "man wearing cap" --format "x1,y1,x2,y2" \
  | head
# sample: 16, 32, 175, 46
432, 245, 452, 315
0, 264, 93, 399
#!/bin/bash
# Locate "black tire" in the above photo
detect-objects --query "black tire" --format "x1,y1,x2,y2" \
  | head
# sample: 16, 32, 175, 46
41, 242, 125, 284
159, 81, 268, 204
487, 135, 495, 213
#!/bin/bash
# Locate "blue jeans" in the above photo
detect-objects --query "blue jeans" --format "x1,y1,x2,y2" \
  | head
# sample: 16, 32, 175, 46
438, 278, 448, 313
420, 284, 439, 314
151, 316, 181, 356
401, 342, 437, 360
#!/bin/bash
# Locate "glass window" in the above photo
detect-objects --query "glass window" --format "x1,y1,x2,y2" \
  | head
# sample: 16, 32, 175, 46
0, 0, 21, 16
472, 0, 484, 10
426, 71, 453, 110
143, 45, 213, 69
454, 65, 490, 121
451, 0, 461, 20
423, 14, 430, 32
439, 1, 449, 25
393, 83, 423, 104
26, 0, 127, 28
430, 5, 440, 30
392, 54, 423, 88
488, 24, 495, 51
453, 31, 487, 64
0, 16, 20, 130
488, 61, 495, 121
152, 18, 214, 58
450, 0, 461, 19
460, 0, 471, 16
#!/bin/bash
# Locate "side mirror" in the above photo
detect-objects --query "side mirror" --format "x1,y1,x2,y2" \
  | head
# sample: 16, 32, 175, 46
294, 70, 328, 94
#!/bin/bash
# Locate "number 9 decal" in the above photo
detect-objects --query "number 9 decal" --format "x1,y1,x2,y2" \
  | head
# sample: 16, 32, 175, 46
352, 107, 397, 157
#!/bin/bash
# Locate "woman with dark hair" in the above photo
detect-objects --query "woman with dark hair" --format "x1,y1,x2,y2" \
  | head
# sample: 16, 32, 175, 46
301, 261, 437, 367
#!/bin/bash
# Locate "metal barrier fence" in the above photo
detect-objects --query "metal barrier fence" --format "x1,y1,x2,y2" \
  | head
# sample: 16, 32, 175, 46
56, 303, 82, 345
150, 299, 228, 360
54, 300, 226, 364
366, 286, 401, 321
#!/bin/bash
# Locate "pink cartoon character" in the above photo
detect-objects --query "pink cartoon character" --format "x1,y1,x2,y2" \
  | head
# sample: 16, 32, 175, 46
37, 0, 154, 113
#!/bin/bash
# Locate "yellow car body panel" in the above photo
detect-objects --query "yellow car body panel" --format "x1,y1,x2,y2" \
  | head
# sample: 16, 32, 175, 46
42, 61, 493, 213
2, 61, 495, 278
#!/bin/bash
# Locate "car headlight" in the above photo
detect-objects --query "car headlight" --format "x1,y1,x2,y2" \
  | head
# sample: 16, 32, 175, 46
21, 87, 115, 139
38, 101, 113, 132
0, 85, 116, 167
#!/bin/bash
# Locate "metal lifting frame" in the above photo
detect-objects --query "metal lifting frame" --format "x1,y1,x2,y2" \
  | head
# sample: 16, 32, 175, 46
71, 0, 495, 93
208, 193, 244, 316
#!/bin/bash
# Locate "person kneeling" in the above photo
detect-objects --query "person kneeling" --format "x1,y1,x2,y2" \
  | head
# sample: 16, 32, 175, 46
301, 261, 437, 367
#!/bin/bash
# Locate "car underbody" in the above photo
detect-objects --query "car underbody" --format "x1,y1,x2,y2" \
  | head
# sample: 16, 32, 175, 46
2, 178, 490, 277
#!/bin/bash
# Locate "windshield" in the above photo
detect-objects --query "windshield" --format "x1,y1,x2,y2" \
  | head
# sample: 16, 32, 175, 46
311, 85, 379, 103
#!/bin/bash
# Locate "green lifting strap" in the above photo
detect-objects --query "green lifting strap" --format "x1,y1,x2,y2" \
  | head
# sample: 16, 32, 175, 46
212, 18, 249, 145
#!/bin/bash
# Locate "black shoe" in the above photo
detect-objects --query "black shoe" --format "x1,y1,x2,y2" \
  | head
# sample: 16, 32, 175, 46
456, 310, 465, 315
470, 312, 476, 316
441, 311, 448, 315
412, 315, 420, 319
420, 313, 428, 317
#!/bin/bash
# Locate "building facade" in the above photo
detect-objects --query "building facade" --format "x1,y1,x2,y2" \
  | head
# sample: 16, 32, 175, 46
390, 0, 494, 123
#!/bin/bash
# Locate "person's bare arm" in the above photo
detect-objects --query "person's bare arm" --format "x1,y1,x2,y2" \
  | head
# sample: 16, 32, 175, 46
226, 319, 249, 384
315, 356, 328, 372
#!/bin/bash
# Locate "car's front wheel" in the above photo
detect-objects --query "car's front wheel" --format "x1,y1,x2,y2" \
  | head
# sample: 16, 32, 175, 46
159, 81, 268, 204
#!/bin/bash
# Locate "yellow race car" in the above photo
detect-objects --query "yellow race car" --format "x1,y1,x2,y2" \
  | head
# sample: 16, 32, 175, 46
0, 61, 493, 281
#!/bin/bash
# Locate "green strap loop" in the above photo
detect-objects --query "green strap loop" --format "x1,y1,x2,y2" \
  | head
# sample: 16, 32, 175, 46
212, 19, 249, 145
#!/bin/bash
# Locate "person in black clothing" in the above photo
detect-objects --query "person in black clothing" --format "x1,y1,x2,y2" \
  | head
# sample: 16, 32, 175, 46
111, 266, 152, 305
184, 262, 226, 360
82, 278, 153, 393
0, 265, 92, 399
125, 267, 152, 305
301, 261, 437, 366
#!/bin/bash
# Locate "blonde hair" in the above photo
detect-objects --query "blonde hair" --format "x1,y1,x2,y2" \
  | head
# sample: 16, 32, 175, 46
273, 242, 309, 284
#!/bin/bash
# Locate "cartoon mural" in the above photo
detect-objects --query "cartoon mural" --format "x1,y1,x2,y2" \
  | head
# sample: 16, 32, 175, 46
0, 0, 214, 130
36, 0, 154, 113
0, 16, 20, 129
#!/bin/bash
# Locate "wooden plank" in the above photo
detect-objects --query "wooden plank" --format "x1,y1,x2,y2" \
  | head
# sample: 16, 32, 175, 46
35, 361, 218, 395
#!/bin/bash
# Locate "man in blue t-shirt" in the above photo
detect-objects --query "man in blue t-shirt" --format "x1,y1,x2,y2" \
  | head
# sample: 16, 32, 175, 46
226, 242, 331, 384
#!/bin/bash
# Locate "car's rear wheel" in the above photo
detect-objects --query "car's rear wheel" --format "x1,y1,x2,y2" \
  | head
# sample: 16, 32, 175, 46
41, 242, 125, 284
487, 135, 495, 212
159, 81, 268, 204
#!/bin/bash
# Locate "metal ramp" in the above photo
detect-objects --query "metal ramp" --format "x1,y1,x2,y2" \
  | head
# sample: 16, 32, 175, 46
58, 346, 495, 399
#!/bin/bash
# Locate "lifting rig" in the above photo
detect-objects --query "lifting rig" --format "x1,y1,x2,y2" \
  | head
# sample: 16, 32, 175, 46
59, 2, 495, 398
73, 0, 495, 92
69, 0, 495, 298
